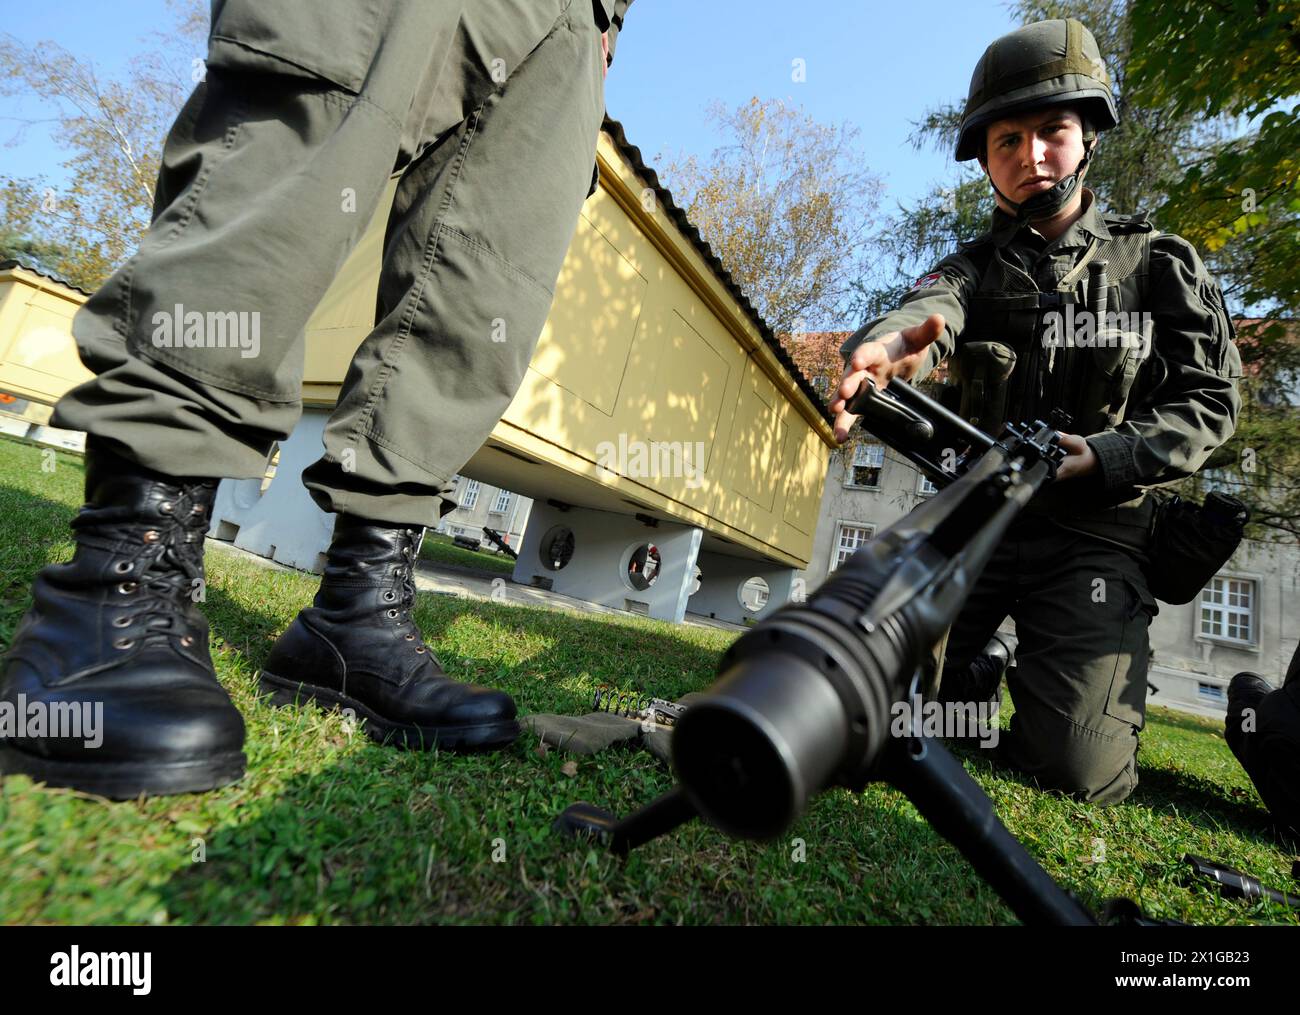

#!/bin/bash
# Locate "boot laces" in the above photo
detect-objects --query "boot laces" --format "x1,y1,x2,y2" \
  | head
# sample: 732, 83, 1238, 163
392, 533, 428, 655
74, 481, 214, 648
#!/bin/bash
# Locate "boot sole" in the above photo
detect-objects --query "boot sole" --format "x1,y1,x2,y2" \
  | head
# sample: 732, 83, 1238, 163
258, 671, 521, 752
0, 744, 246, 799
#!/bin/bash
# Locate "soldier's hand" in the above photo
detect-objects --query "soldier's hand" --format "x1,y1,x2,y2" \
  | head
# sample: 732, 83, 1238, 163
830, 314, 945, 444
601, 32, 610, 77
1054, 433, 1099, 481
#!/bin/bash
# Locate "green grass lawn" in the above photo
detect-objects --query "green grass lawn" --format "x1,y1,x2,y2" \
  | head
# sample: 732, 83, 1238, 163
1, 434, 1296, 925
419, 532, 515, 575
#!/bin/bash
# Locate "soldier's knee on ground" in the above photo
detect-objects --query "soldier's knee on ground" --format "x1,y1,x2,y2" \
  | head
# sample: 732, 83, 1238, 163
1005, 710, 1140, 805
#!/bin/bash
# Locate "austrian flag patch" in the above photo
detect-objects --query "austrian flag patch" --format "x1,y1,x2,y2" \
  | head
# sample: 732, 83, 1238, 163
910, 272, 944, 291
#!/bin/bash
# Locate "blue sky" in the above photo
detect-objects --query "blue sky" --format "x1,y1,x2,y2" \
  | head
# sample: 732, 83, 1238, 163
605, 0, 1019, 209
2, 0, 1021, 213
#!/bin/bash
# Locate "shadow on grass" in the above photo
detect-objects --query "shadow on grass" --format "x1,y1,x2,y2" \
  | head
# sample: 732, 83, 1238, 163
151, 725, 1018, 925
153, 753, 506, 924
0, 462, 1284, 924
943, 731, 1282, 849
161, 585, 1014, 924
1129, 765, 1279, 843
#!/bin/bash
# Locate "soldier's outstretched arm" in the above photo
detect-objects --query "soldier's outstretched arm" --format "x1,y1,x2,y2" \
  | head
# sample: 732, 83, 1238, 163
831, 255, 977, 443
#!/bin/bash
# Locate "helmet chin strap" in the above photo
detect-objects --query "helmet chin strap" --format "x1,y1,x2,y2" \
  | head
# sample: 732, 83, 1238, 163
990, 138, 1096, 225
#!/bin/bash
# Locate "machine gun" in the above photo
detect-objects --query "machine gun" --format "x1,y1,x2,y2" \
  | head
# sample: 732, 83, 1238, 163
481, 526, 518, 559
554, 376, 1166, 926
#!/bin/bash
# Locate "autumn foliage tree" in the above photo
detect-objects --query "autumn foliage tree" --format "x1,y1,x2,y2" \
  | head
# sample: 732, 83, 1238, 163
1125, 0, 1300, 541
0, 0, 207, 290
661, 98, 884, 339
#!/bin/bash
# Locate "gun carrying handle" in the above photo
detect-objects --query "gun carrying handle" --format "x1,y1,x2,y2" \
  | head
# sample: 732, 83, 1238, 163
845, 377, 935, 442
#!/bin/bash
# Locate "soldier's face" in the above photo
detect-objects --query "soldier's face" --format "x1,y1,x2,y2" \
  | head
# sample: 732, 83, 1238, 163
980, 108, 1087, 211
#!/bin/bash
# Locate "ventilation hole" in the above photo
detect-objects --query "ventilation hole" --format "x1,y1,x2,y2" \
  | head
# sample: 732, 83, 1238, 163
539, 525, 575, 571
626, 543, 660, 592
739, 577, 770, 613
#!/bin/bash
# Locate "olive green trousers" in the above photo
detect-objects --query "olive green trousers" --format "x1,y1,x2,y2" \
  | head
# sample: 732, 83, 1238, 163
53, 0, 605, 527
938, 516, 1156, 805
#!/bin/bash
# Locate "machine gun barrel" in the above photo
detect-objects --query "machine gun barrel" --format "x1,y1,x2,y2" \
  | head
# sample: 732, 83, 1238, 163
671, 399, 1064, 841
557, 378, 1121, 925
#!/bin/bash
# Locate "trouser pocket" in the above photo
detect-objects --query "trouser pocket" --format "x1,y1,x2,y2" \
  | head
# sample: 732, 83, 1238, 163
208, 0, 396, 93
1101, 577, 1156, 730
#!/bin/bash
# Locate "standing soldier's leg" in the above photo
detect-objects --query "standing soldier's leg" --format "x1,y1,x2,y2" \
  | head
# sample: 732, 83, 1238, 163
266, 1, 607, 745
1002, 530, 1155, 805
302, 0, 605, 525
51, 2, 470, 477
0, 1, 592, 795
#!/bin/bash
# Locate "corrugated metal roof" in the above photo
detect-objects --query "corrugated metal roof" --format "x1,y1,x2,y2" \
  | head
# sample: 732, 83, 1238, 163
602, 116, 835, 426
0, 258, 93, 297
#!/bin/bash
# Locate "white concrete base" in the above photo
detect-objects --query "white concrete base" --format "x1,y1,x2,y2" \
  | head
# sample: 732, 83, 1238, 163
512, 499, 703, 623
1147, 664, 1233, 720
688, 549, 796, 626
207, 408, 335, 573
0, 413, 86, 452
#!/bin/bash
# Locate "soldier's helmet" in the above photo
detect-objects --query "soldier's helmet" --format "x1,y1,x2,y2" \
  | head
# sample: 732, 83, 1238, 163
955, 18, 1119, 162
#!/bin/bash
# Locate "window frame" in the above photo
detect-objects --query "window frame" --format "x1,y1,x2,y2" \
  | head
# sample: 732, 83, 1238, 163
1198, 574, 1258, 648
844, 442, 885, 490
829, 520, 876, 574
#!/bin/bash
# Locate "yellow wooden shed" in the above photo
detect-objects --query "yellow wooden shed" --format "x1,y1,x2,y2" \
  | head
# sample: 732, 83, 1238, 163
0, 120, 836, 622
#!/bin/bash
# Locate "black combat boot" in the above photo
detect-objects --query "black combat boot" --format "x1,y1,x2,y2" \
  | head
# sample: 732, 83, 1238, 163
260, 515, 520, 750
0, 441, 247, 797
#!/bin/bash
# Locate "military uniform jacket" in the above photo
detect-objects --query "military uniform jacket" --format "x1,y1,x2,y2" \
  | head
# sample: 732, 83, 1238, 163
840, 191, 1243, 550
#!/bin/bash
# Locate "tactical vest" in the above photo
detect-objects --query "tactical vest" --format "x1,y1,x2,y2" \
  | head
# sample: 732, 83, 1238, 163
948, 212, 1161, 439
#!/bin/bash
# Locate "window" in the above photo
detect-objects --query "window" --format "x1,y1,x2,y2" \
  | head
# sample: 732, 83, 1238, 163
460, 479, 480, 510
830, 523, 875, 572
492, 489, 511, 513
1198, 682, 1226, 703
846, 443, 885, 489
1200, 576, 1256, 644
917, 472, 939, 496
